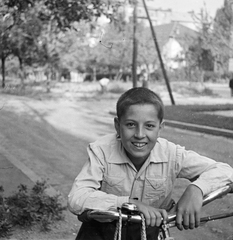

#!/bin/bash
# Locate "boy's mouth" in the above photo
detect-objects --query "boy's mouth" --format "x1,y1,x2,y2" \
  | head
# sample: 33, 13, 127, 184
132, 142, 147, 148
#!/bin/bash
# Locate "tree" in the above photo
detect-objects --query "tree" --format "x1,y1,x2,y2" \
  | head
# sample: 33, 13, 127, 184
186, 8, 216, 82
0, 24, 11, 88
62, 20, 133, 81
187, 0, 233, 80
0, 3, 14, 87
0, 0, 45, 88
0, 0, 112, 88
212, 0, 233, 72
10, 3, 46, 88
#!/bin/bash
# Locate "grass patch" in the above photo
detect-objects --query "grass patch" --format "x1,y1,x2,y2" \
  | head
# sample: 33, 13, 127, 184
164, 104, 233, 130
171, 83, 217, 97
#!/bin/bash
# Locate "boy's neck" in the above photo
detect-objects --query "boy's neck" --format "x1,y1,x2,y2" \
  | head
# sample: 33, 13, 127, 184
133, 162, 144, 171
130, 157, 150, 172
124, 150, 150, 171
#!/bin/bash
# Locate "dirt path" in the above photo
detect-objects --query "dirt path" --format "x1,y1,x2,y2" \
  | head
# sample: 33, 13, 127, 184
0, 92, 117, 240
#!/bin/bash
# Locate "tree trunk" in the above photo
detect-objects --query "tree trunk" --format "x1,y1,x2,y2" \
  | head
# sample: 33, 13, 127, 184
115, 70, 123, 81
93, 66, 96, 82
46, 68, 51, 93
18, 57, 25, 89
1, 57, 5, 88
132, 0, 138, 88
200, 69, 204, 85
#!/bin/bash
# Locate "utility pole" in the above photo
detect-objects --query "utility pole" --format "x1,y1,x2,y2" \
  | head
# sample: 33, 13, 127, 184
142, 0, 175, 105
228, 0, 233, 72
132, 0, 138, 88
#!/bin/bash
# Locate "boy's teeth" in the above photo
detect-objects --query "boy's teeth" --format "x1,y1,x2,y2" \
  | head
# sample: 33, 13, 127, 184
133, 143, 146, 147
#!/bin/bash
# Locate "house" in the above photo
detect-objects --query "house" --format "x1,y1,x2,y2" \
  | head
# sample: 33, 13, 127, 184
115, 1, 198, 70
152, 22, 198, 69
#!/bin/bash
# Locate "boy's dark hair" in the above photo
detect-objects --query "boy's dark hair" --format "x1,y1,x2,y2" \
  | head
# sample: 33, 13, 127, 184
116, 87, 164, 122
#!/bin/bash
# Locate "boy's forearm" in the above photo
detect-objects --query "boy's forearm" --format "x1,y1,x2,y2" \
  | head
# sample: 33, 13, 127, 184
185, 184, 203, 197
68, 188, 129, 215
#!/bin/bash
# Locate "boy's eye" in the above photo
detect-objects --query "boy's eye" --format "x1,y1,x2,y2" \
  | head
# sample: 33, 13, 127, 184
146, 124, 155, 128
126, 122, 135, 127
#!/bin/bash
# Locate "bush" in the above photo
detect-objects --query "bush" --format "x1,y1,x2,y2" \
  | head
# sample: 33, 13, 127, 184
221, 71, 232, 80
0, 186, 12, 238
108, 81, 128, 94
203, 71, 221, 82
150, 69, 163, 82
0, 181, 65, 238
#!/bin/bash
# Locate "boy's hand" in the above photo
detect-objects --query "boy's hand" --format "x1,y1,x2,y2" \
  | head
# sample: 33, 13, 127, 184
175, 185, 203, 230
129, 198, 167, 227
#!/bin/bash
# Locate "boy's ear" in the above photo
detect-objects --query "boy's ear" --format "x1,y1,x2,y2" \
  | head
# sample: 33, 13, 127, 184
114, 117, 120, 135
158, 121, 165, 136
160, 121, 165, 130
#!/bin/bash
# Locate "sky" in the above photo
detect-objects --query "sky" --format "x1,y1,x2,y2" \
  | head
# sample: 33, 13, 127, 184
152, 0, 225, 17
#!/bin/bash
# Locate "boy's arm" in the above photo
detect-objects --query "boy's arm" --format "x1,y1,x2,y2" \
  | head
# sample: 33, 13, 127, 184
177, 148, 233, 196
68, 146, 129, 215
175, 146, 233, 230
175, 185, 203, 230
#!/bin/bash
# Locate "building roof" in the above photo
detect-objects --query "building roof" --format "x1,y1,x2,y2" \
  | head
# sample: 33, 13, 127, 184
153, 22, 198, 49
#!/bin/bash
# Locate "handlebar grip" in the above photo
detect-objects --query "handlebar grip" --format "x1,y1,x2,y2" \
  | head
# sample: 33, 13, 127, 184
78, 210, 91, 222
167, 183, 233, 223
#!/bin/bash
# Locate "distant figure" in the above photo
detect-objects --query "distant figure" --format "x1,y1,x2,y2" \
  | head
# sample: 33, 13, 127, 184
99, 78, 109, 93
229, 78, 233, 97
139, 69, 149, 88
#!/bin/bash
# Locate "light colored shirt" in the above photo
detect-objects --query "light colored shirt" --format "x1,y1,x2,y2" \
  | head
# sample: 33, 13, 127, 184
68, 133, 233, 215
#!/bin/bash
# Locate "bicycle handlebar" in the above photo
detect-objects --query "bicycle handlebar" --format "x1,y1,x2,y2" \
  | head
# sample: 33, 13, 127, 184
168, 182, 233, 223
83, 183, 233, 224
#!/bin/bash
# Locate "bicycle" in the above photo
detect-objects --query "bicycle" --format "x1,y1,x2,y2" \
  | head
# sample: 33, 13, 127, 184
78, 183, 233, 240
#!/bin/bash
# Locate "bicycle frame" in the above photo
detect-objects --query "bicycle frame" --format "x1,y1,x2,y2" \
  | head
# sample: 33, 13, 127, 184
83, 183, 233, 239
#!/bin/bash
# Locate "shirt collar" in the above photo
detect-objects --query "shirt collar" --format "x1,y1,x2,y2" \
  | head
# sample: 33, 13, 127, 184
148, 142, 168, 163
108, 140, 130, 164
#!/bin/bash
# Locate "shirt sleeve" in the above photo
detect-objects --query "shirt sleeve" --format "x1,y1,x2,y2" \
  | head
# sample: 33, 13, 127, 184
176, 145, 233, 196
67, 145, 129, 215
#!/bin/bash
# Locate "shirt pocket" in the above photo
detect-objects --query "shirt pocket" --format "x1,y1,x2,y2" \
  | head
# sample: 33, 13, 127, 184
144, 177, 166, 206
101, 175, 126, 196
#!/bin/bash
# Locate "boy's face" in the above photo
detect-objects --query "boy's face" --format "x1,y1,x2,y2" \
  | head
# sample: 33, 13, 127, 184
114, 103, 163, 167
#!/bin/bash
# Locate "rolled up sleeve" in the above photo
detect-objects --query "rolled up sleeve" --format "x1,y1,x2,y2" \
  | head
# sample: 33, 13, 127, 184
176, 146, 233, 196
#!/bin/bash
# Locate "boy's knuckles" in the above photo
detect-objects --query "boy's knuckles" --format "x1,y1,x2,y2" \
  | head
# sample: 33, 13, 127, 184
189, 223, 195, 229
183, 225, 189, 230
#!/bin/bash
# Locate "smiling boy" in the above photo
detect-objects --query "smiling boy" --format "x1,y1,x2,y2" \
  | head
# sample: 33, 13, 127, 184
68, 87, 233, 240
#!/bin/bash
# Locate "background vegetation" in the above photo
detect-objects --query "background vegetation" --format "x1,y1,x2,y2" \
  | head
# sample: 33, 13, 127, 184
1, 0, 233, 92
0, 181, 65, 238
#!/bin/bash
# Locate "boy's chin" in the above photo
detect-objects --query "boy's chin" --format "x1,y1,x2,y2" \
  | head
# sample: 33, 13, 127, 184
128, 152, 150, 163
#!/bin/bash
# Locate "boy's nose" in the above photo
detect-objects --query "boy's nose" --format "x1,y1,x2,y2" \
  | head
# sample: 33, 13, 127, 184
134, 127, 145, 138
